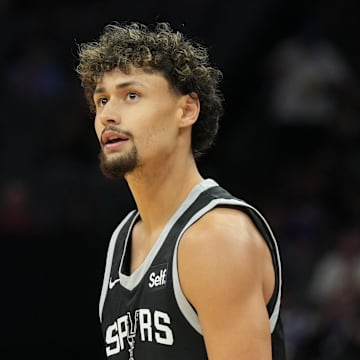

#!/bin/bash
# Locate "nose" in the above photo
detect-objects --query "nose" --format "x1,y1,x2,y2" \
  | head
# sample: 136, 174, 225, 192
98, 99, 121, 126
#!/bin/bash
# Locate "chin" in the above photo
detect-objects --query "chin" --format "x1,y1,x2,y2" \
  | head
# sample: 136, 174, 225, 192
98, 149, 138, 179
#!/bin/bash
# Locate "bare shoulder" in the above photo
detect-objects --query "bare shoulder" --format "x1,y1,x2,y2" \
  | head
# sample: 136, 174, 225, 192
178, 206, 275, 358
178, 206, 275, 308
180, 206, 269, 264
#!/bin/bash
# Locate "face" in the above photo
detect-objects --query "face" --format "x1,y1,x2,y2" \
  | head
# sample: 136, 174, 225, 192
93, 67, 184, 179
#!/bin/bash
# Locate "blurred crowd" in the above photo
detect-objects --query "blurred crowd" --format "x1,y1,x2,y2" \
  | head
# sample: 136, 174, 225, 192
254, 17, 360, 360
1, 2, 359, 359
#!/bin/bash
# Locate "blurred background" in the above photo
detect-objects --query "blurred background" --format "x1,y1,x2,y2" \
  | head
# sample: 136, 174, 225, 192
1, 0, 360, 358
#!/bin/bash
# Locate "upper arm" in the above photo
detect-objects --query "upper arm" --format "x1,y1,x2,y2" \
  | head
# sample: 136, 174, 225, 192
178, 207, 274, 359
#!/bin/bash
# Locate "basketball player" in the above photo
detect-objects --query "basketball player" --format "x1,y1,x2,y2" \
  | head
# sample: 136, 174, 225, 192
76, 21, 286, 359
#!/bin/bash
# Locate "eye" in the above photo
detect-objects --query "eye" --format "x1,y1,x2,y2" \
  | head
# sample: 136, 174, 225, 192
127, 92, 139, 101
95, 97, 108, 107
98, 97, 108, 106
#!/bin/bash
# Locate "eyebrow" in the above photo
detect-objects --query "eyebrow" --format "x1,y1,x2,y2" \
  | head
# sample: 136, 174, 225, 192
94, 80, 145, 94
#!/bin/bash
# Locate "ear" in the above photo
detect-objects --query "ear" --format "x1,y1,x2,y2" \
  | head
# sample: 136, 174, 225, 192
179, 92, 200, 128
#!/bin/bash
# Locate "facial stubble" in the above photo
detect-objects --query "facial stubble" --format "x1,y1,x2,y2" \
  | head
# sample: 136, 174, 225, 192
98, 146, 139, 179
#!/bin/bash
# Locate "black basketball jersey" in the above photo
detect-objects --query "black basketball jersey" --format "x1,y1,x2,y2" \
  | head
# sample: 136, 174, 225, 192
99, 179, 286, 359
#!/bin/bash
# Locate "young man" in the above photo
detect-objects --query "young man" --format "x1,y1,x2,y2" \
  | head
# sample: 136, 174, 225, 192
76, 21, 286, 359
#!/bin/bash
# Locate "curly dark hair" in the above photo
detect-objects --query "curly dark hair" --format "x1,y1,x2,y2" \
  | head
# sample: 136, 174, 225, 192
76, 21, 224, 158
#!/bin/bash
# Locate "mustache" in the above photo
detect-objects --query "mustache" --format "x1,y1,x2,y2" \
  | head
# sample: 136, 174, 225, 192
101, 124, 128, 135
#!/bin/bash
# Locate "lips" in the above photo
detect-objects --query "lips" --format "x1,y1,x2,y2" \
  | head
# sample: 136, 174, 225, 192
101, 130, 128, 146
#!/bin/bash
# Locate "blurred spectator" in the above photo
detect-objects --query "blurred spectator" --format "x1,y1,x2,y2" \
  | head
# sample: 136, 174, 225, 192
262, 17, 353, 125
308, 226, 360, 305
290, 226, 360, 359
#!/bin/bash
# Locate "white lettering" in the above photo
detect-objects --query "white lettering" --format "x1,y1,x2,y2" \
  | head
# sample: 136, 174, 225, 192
117, 314, 129, 350
138, 309, 152, 342
154, 310, 174, 345
104, 308, 173, 356
105, 322, 120, 356
148, 269, 167, 288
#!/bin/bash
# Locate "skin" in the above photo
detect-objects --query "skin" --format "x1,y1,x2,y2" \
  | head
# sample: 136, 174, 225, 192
93, 66, 275, 359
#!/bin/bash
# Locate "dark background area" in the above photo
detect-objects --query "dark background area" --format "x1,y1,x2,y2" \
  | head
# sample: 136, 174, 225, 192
1, 0, 360, 359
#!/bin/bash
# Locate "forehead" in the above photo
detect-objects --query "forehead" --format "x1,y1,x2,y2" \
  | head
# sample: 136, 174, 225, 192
95, 66, 170, 91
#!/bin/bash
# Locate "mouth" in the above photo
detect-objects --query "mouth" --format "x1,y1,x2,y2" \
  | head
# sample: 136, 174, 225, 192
101, 130, 129, 148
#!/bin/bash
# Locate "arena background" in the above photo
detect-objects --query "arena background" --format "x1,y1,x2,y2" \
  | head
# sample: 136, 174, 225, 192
1, 0, 360, 359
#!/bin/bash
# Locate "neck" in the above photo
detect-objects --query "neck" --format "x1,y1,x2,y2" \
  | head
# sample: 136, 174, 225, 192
125, 156, 203, 236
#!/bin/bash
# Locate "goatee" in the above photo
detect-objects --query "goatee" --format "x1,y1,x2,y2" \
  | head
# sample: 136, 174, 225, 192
98, 147, 138, 179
